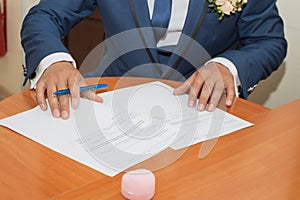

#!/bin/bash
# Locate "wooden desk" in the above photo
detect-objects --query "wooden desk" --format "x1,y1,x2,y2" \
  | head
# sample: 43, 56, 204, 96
2, 77, 298, 199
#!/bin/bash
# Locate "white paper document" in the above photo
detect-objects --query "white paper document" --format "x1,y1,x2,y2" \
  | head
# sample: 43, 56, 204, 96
0, 82, 253, 176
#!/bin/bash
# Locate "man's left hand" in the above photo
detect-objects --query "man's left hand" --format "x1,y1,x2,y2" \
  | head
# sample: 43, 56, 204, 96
173, 62, 235, 111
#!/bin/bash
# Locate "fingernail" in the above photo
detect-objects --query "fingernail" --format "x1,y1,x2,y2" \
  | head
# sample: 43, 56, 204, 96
226, 99, 232, 106
72, 99, 79, 109
208, 104, 215, 112
198, 104, 205, 111
53, 109, 60, 118
40, 103, 47, 111
188, 101, 195, 107
173, 90, 178, 95
61, 111, 69, 119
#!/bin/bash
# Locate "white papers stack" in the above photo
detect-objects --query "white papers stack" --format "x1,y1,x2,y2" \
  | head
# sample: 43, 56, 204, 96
0, 82, 252, 176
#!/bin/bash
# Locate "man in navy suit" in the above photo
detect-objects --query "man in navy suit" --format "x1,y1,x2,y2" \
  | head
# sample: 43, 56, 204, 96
21, 0, 287, 119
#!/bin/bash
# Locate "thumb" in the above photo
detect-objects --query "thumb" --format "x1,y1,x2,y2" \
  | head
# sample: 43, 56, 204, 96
173, 75, 195, 95
82, 91, 104, 103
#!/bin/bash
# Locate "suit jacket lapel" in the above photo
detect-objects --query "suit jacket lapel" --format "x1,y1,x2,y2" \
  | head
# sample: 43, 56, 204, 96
181, 0, 207, 38
129, 0, 159, 63
165, 0, 208, 79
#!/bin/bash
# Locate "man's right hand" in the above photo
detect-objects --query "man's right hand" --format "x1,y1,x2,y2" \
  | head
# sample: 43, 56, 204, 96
36, 61, 103, 120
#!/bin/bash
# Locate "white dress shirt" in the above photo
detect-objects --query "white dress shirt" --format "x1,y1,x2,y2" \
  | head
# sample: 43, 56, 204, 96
30, 0, 240, 95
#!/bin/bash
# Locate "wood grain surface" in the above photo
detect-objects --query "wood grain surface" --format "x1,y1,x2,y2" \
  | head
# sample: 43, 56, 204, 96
2, 77, 297, 200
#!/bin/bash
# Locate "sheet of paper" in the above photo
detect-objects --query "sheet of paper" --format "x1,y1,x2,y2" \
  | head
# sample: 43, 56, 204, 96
99, 82, 253, 150
0, 81, 253, 176
0, 101, 120, 176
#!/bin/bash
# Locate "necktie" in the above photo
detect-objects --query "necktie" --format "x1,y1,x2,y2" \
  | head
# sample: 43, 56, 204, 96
151, 0, 172, 41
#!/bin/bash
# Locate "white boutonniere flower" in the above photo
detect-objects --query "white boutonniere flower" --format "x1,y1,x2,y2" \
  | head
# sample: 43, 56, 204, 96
208, 0, 247, 20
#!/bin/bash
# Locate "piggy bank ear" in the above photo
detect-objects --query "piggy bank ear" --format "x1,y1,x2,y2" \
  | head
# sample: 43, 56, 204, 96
0, 0, 7, 57
121, 169, 155, 200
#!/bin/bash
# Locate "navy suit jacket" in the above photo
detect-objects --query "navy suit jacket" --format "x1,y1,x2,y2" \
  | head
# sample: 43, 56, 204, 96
21, 0, 287, 98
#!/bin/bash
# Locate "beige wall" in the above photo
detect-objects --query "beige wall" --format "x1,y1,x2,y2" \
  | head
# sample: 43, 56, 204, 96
0, 0, 299, 108
248, 0, 300, 108
0, 0, 24, 99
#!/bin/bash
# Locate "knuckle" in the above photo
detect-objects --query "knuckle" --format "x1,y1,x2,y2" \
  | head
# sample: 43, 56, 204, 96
36, 97, 44, 104
214, 87, 224, 94
199, 97, 209, 104
189, 91, 198, 101
189, 86, 198, 97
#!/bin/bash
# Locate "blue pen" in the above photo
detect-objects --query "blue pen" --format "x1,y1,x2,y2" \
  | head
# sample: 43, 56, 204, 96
53, 84, 108, 95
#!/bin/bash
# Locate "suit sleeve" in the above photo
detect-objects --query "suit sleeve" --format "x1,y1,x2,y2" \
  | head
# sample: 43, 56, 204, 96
217, 0, 287, 98
21, 0, 97, 84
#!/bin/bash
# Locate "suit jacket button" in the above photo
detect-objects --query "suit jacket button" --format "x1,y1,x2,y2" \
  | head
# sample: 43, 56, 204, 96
30, 72, 37, 79
247, 84, 258, 92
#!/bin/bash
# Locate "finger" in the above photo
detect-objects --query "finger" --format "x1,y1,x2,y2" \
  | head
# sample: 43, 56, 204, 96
57, 95, 70, 119
225, 81, 235, 107
197, 81, 214, 111
68, 75, 81, 109
82, 91, 104, 103
46, 83, 61, 118
214, 62, 235, 107
207, 82, 224, 112
95, 95, 104, 103
173, 74, 195, 95
56, 81, 70, 120
36, 81, 48, 111
188, 73, 204, 108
